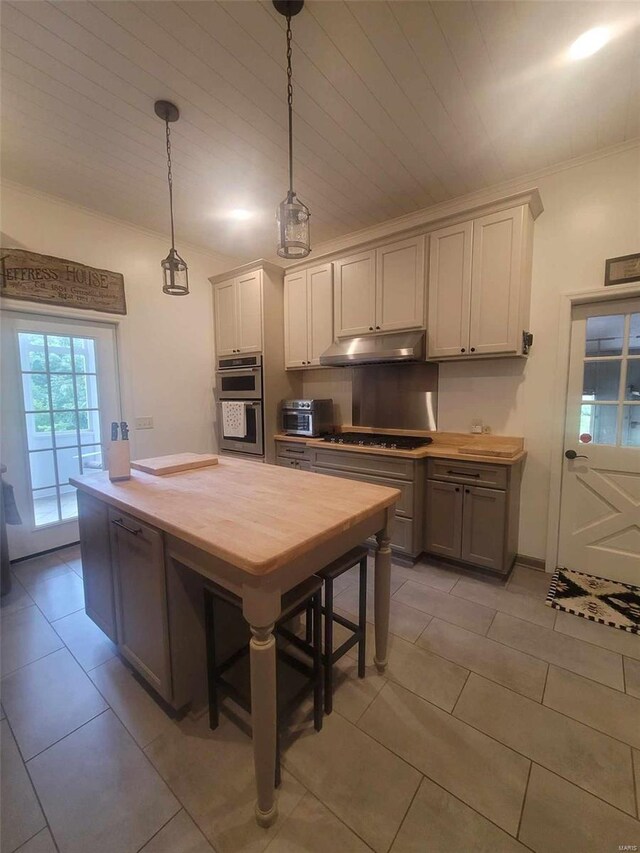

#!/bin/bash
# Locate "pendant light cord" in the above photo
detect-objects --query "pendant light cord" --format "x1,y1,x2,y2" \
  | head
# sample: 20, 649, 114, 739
165, 119, 176, 251
286, 13, 294, 200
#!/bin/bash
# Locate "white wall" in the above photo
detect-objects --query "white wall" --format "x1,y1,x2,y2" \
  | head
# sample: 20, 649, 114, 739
303, 144, 640, 560
1, 182, 238, 461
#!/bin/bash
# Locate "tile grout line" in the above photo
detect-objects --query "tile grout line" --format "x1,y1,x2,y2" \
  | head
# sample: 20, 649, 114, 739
24, 708, 111, 765
449, 669, 472, 717
1, 644, 63, 682
515, 760, 534, 841
132, 807, 185, 853
552, 609, 640, 660
2, 712, 62, 853
385, 773, 422, 853
358, 678, 640, 821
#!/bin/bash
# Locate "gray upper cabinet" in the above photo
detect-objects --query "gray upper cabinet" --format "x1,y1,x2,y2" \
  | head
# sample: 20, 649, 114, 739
427, 203, 534, 359
284, 262, 334, 369
78, 490, 117, 643
109, 509, 172, 702
213, 270, 263, 356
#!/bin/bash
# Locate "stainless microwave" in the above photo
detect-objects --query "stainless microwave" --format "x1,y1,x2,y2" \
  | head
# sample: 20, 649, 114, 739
216, 354, 262, 400
281, 399, 334, 437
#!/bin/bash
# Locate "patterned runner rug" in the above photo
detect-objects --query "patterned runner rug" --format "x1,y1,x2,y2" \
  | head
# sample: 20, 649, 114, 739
545, 568, 640, 634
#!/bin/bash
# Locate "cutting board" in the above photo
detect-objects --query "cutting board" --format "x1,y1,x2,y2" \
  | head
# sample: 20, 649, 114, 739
131, 453, 219, 476
458, 440, 520, 458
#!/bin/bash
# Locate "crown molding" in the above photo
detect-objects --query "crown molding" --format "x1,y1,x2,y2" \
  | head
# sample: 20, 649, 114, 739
208, 258, 285, 284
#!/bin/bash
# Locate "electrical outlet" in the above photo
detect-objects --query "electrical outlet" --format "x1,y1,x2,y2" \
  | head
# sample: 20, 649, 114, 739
135, 416, 153, 430
470, 419, 483, 434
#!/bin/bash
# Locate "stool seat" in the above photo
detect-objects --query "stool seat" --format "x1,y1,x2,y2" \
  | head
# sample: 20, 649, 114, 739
317, 545, 369, 581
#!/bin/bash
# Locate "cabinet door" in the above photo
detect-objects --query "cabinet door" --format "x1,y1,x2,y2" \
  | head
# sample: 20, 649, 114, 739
284, 270, 309, 368
78, 491, 117, 642
427, 222, 473, 357
334, 251, 376, 337
213, 279, 237, 356
461, 486, 506, 571
307, 263, 334, 365
469, 206, 524, 355
236, 270, 263, 353
376, 236, 425, 332
424, 479, 463, 558
109, 509, 172, 701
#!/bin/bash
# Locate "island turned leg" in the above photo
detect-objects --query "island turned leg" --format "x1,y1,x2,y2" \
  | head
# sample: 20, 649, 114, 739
243, 584, 281, 828
374, 516, 393, 673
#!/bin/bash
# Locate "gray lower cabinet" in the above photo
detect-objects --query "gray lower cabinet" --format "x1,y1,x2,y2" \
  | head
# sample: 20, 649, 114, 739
109, 508, 172, 702
77, 491, 117, 642
425, 458, 521, 574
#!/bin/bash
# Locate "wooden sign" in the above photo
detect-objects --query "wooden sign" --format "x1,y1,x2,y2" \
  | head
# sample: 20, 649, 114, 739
605, 252, 640, 287
0, 248, 127, 315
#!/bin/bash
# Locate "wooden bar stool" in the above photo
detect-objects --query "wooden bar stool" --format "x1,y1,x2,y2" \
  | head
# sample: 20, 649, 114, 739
203, 576, 323, 783
315, 544, 368, 714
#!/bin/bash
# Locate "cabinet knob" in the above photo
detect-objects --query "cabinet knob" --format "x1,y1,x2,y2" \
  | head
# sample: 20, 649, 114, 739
470, 347, 476, 353
460, 348, 466, 353
455, 487, 460, 492
376, 326, 381, 330
369, 326, 374, 331
465, 489, 470, 494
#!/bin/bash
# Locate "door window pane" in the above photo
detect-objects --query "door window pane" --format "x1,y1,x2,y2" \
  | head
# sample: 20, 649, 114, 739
80, 445, 103, 471
53, 412, 78, 448
18, 334, 46, 372
50, 374, 76, 410
626, 360, 640, 401
73, 337, 97, 373
60, 487, 78, 520
22, 373, 50, 411
582, 360, 621, 401
29, 450, 56, 489
56, 447, 80, 484
47, 336, 73, 372
25, 413, 52, 451
629, 314, 640, 355
75, 374, 98, 408
79, 410, 101, 445
579, 404, 617, 445
32, 487, 59, 527
622, 405, 640, 446
585, 314, 624, 356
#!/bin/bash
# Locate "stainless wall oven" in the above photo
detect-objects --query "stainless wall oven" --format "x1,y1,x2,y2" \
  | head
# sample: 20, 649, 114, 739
215, 354, 264, 457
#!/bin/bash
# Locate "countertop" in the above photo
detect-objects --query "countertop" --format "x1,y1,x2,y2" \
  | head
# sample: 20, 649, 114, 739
70, 458, 399, 576
274, 429, 526, 466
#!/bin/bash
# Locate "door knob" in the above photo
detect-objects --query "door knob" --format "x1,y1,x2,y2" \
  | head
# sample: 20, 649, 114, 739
565, 449, 588, 460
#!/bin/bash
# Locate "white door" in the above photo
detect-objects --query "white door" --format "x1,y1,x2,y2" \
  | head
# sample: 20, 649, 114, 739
558, 298, 640, 585
307, 263, 333, 366
427, 221, 473, 357
235, 271, 263, 354
469, 207, 524, 356
1, 311, 121, 558
334, 251, 376, 338
375, 236, 425, 332
213, 279, 237, 356
284, 270, 309, 368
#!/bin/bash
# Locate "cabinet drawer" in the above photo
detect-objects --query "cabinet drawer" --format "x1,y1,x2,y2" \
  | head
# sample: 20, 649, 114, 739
277, 457, 311, 471
427, 458, 508, 490
277, 441, 312, 461
313, 466, 414, 517
313, 449, 415, 481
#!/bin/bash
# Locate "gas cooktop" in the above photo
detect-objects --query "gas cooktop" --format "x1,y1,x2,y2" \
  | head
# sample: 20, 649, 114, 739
322, 432, 433, 451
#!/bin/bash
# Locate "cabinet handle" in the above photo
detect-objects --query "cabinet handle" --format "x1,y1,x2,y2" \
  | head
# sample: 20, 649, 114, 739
460, 348, 466, 353
447, 470, 480, 477
112, 518, 142, 536
286, 449, 305, 454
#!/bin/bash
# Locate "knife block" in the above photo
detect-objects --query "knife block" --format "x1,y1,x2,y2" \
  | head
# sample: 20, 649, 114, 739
108, 441, 131, 481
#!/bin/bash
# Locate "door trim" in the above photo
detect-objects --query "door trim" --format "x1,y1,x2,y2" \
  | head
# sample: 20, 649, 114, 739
545, 282, 640, 572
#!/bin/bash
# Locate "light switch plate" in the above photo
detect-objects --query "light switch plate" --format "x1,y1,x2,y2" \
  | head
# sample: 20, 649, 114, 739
135, 416, 153, 430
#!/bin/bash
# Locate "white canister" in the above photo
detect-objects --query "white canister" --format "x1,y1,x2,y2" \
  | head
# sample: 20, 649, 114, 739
108, 441, 131, 481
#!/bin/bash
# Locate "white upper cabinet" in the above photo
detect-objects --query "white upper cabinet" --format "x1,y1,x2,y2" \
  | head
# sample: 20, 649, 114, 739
334, 251, 376, 337
376, 236, 425, 332
428, 222, 473, 357
334, 237, 425, 338
428, 204, 533, 359
284, 263, 333, 369
213, 271, 263, 356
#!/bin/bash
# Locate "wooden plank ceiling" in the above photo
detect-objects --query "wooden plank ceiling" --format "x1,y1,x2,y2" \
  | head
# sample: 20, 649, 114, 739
1, 1, 638, 259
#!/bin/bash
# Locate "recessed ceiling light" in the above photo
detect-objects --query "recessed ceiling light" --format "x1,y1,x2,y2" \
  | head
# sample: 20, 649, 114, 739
569, 27, 610, 60
228, 208, 253, 221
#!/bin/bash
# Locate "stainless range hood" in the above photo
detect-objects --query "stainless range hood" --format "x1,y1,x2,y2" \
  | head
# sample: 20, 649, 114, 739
320, 330, 425, 367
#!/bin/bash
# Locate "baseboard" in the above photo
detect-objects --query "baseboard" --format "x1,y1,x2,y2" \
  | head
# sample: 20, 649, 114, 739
10, 541, 80, 564
516, 553, 547, 572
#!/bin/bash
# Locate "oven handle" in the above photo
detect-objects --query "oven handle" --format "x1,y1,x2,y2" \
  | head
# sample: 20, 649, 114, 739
216, 367, 260, 375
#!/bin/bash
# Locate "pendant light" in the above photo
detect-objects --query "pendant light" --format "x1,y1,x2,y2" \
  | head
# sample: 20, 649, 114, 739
273, 0, 311, 259
154, 100, 189, 296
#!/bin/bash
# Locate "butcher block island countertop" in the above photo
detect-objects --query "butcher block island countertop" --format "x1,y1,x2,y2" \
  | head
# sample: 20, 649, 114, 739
70, 457, 400, 576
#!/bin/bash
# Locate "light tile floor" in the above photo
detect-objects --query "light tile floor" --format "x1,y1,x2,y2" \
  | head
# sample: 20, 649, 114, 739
1, 550, 639, 853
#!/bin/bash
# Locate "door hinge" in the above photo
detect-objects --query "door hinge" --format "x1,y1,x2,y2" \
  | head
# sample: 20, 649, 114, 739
522, 331, 534, 354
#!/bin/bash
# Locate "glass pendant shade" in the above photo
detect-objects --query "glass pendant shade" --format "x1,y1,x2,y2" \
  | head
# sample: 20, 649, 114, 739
161, 248, 189, 296
277, 192, 310, 259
